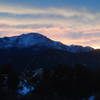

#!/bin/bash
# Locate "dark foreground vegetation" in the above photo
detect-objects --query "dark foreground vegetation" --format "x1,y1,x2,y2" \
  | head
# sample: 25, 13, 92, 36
0, 64, 100, 100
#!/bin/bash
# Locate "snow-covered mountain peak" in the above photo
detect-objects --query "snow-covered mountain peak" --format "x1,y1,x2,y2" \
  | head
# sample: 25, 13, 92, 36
0, 33, 94, 53
15, 33, 52, 47
0, 33, 53, 48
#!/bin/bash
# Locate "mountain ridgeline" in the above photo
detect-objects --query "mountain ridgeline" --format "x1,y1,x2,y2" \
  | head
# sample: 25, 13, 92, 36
0, 33, 100, 71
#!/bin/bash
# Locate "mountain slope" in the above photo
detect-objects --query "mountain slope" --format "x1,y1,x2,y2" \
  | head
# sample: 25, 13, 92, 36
0, 33, 94, 53
0, 33, 99, 72
0, 33, 53, 48
0, 46, 100, 72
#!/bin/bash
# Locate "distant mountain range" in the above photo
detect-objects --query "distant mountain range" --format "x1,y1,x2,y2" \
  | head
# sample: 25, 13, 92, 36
0, 33, 94, 53
0, 33, 100, 71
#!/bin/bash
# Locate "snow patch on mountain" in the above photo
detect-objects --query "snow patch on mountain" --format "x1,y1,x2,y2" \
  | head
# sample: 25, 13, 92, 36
66, 45, 94, 53
0, 33, 94, 53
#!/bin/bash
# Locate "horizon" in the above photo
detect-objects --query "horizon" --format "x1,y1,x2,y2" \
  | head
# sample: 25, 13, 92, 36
0, 0, 100, 49
0, 32, 99, 49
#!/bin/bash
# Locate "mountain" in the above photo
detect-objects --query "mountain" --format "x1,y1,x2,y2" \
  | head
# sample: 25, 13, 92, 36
0, 33, 100, 72
0, 33, 100, 100
0, 33, 53, 48
0, 33, 94, 53
66, 45, 94, 53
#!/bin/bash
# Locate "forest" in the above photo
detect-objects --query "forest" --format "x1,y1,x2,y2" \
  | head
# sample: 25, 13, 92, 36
0, 63, 100, 100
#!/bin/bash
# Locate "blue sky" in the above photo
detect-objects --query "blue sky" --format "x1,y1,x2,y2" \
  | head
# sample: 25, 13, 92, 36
0, 0, 100, 48
0, 0, 100, 10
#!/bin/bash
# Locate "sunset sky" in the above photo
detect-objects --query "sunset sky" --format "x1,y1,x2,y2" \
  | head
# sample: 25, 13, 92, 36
0, 0, 100, 48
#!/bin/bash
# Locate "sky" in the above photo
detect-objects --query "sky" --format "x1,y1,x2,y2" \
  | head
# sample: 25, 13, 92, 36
0, 0, 100, 48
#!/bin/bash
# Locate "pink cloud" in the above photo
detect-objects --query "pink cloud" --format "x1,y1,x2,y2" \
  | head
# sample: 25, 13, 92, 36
0, 26, 100, 49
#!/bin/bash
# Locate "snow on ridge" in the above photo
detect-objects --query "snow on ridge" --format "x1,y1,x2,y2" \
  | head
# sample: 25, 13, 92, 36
0, 33, 94, 53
